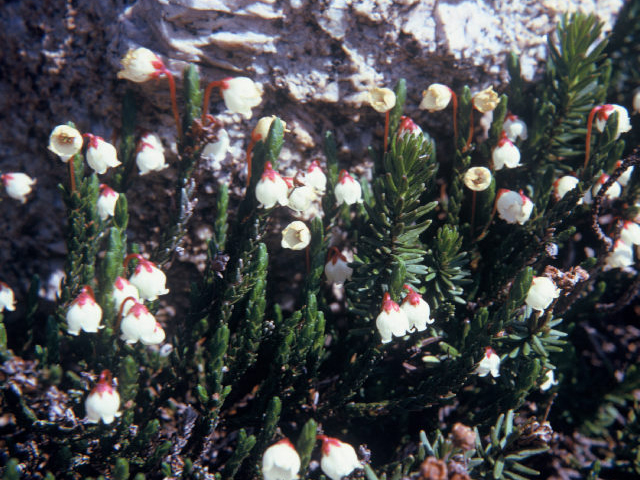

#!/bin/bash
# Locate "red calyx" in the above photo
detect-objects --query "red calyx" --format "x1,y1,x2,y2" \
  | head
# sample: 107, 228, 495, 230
1, 174, 13, 184
596, 104, 614, 121
496, 188, 510, 200
403, 284, 422, 306
83, 133, 101, 149
99, 184, 117, 197
497, 130, 511, 147
338, 169, 353, 184
94, 369, 114, 396
262, 161, 278, 181
327, 246, 347, 265
484, 346, 495, 357
316, 435, 342, 455
382, 292, 399, 313
220, 77, 232, 90
399, 116, 419, 134
308, 160, 322, 172
275, 438, 295, 449
114, 277, 127, 290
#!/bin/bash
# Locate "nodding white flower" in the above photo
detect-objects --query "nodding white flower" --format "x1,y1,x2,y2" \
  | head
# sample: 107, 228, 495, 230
476, 347, 500, 378
368, 87, 396, 113
281, 221, 311, 250
492, 132, 521, 170
496, 189, 533, 225
621, 221, 640, 246
584, 174, 622, 204
334, 170, 362, 206
503, 114, 528, 142
304, 160, 327, 194
48, 125, 83, 160
287, 185, 316, 214
553, 175, 580, 201
119, 299, 158, 344
472, 86, 499, 113
220, 77, 262, 119
317, 435, 361, 480
525, 276, 561, 312
117, 47, 165, 83
605, 240, 634, 269
594, 104, 631, 139
463, 167, 492, 191
97, 184, 119, 221
540, 369, 558, 391
84, 134, 121, 174
0, 282, 16, 312
85, 370, 121, 424
397, 116, 423, 139
324, 247, 353, 285
126, 254, 169, 301
262, 438, 301, 480
112, 277, 139, 315
376, 292, 410, 344
256, 161, 289, 208
136, 133, 167, 175
401, 285, 433, 332
66, 286, 102, 335
615, 160, 634, 187
419, 83, 452, 112
1, 173, 36, 204
202, 129, 230, 169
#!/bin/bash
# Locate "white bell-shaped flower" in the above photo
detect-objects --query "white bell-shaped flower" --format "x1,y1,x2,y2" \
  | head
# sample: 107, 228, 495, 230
463, 167, 492, 192
220, 77, 262, 119
525, 276, 561, 312
97, 184, 119, 221
262, 438, 301, 480
304, 160, 327, 194
48, 125, 83, 160
126, 254, 169, 301
503, 114, 528, 142
401, 285, 433, 332
334, 170, 362, 206
112, 277, 140, 315
615, 160, 634, 187
0, 282, 16, 312
376, 292, 410, 344
621, 221, 640, 246
492, 132, 521, 170
553, 175, 580, 201
1, 173, 36, 204
594, 104, 631, 139
476, 347, 501, 377
540, 369, 558, 391
318, 435, 362, 480
66, 286, 103, 335
119, 299, 157, 344
368, 87, 396, 113
117, 47, 165, 83
281, 221, 311, 250
605, 240, 634, 269
256, 161, 289, 209
85, 370, 121, 424
136, 133, 167, 175
496, 189, 534, 225
84, 134, 121, 174
419, 83, 452, 112
324, 247, 353, 285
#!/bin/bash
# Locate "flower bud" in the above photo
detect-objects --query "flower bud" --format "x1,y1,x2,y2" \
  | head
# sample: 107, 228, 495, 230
492, 132, 521, 170
376, 292, 410, 343
84, 134, 121, 174
553, 175, 579, 201
525, 276, 560, 312
419, 457, 448, 480
304, 160, 327, 194
281, 221, 311, 250
419, 84, 452, 112
540, 369, 558, 391
85, 370, 121, 424
48, 125, 83, 160
324, 247, 353, 285
463, 167, 492, 192
496, 189, 533, 225
1, 173, 36, 204
262, 438, 301, 480
615, 160, 634, 187
317, 435, 361, 480
621, 221, 640, 246
136, 133, 167, 175
605, 240, 634, 269
397, 116, 423, 139
112, 277, 140, 315
120, 299, 159, 344
127, 255, 169, 301
472, 86, 499, 113
594, 104, 631, 139
401, 285, 433, 332
503, 114, 528, 141
67, 286, 102, 335
368, 87, 396, 113
117, 47, 165, 83
253, 116, 286, 142
334, 170, 362, 206
220, 77, 262, 119
0, 282, 16, 312
97, 184, 119, 221
451, 423, 476, 450
476, 346, 500, 377
256, 162, 289, 208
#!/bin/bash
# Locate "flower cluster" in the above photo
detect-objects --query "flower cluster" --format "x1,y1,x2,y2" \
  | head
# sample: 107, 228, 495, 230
376, 287, 433, 344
